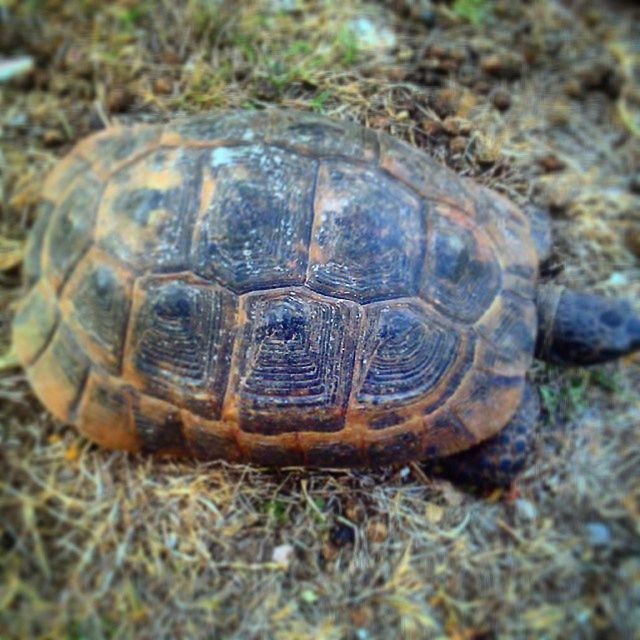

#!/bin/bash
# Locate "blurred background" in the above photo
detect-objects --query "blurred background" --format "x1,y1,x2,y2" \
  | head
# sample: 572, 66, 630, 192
1, 1, 639, 638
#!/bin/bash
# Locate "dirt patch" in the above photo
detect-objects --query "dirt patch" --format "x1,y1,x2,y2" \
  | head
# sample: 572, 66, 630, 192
1, 1, 639, 638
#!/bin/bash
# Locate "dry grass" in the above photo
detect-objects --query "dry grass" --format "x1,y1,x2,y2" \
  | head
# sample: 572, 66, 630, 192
1, 1, 640, 638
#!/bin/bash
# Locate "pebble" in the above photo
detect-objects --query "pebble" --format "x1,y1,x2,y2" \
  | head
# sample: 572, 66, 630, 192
0, 56, 34, 83
366, 519, 388, 543
414, 0, 436, 27
585, 522, 611, 547
564, 78, 584, 99
350, 605, 374, 628
153, 77, 173, 95
480, 53, 522, 80
537, 154, 566, 173
269, 0, 299, 11
514, 498, 537, 521
421, 119, 443, 137
442, 116, 472, 136
272, 543, 294, 567
473, 80, 492, 95
577, 62, 623, 99
629, 175, 640, 195
42, 129, 65, 147
449, 136, 468, 154
492, 89, 512, 111
346, 17, 396, 52
63, 47, 93, 79
625, 226, 640, 259
106, 87, 134, 113
330, 523, 355, 547
430, 88, 459, 118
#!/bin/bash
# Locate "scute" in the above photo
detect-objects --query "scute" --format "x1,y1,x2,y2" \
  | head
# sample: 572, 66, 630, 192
378, 132, 473, 206
26, 324, 91, 422
192, 145, 317, 292
76, 372, 139, 452
355, 302, 464, 407
61, 247, 135, 372
23, 202, 53, 287
420, 205, 501, 323
227, 288, 360, 435
75, 124, 162, 178
308, 161, 425, 303
42, 173, 102, 290
475, 292, 536, 376
448, 370, 524, 442
96, 146, 203, 272
265, 109, 378, 161
132, 393, 190, 456
167, 110, 271, 145
123, 274, 237, 418
41, 154, 91, 205
12, 279, 59, 366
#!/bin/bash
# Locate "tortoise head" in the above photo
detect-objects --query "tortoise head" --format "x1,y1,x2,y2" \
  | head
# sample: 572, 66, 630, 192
535, 284, 640, 365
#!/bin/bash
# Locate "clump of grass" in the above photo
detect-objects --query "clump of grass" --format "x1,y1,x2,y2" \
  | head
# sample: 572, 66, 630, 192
452, 0, 491, 25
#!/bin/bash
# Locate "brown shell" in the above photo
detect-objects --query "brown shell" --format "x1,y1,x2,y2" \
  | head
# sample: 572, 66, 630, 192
13, 110, 538, 467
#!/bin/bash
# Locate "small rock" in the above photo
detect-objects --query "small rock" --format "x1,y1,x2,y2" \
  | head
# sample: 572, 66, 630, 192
585, 522, 611, 547
625, 226, 640, 259
346, 17, 396, 53
106, 87, 134, 113
269, 0, 299, 11
577, 62, 623, 99
412, 0, 436, 27
344, 500, 366, 523
442, 116, 472, 136
605, 272, 629, 287
0, 56, 34, 83
421, 119, 443, 137
350, 605, 374, 628
330, 523, 355, 547
492, 89, 511, 111
321, 541, 339, 562
162, 49, 181, 65
514, 498, 537, 521
480, 53, 522, 80
153, 77, 173, 95
473, 80, 492, 95
474, 134, 500, 165
537, 154, 566, 173
564, 79, 584, 99
424, 502, 444, 523
430, 87, 459, 118
629, 175, 640, 195
42, 129, 65, 147
63, 47, 93, 78
449, 136, 468, 154
254, 78, 279, 101
272, 543, 294, 567
366, 519, 388, 543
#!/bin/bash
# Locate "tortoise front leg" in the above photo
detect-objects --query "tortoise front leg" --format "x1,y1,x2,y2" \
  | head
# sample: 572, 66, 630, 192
426, 382, 540, 487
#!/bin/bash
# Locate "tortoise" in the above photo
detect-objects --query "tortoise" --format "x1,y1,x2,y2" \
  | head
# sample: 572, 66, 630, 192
11, 109, 640, 485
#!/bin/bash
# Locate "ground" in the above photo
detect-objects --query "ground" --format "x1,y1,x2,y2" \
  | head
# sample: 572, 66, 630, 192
1, 1, 640, 638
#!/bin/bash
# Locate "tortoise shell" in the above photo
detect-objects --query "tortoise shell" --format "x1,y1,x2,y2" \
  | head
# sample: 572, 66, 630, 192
12, 110, 539, 467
